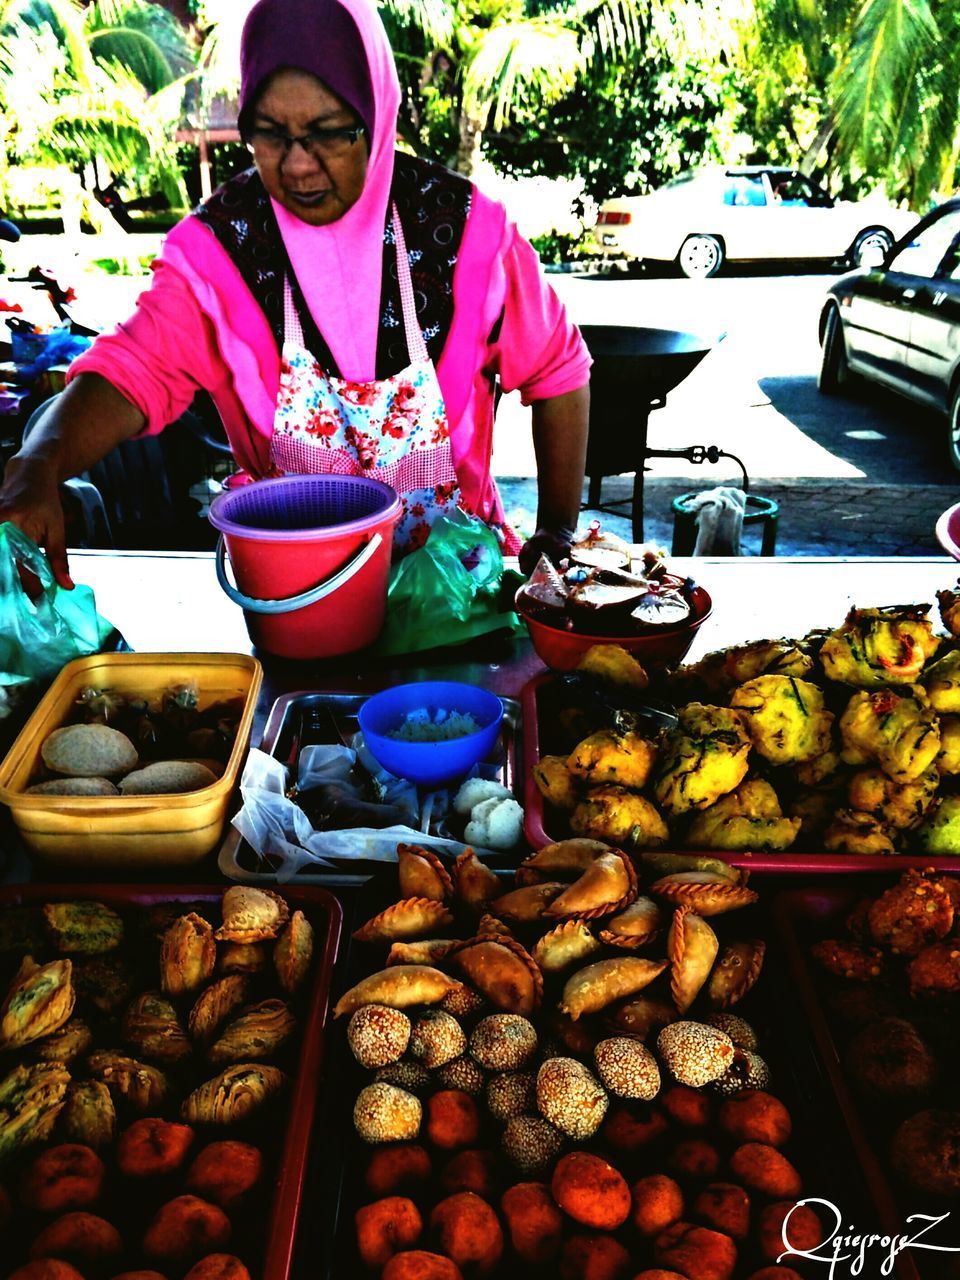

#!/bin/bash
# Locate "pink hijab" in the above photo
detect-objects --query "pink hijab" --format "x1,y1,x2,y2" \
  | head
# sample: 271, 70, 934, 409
241, 0, 401, 381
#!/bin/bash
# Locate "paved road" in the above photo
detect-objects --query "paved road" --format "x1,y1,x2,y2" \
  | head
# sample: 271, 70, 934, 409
493, 267, 960, 556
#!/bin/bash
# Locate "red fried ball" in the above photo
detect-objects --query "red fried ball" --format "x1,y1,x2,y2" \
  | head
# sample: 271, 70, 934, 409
500, 1182, 563, 1265
21, 1145, 106, 1214
631, 1175, 684, 1238
426, 1091, 481, 1150
365, 1144, 432, 1197
552, 1152, 631, 1231
355, 1197, 423, 1269
430, 1192, 503, 1276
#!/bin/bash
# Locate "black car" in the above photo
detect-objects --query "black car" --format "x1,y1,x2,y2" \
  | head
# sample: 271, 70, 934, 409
819, 197, 960, 471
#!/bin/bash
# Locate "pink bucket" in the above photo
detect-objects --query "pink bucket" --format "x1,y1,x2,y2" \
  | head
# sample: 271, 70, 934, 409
208, 475, 401, 660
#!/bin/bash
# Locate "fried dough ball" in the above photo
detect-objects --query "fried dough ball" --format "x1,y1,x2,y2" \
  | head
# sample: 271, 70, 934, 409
437, 1057, 485, 1097
915, 793, 960, 854
382, 1253, 463, 1280
668, 1138, 721, 1180
117, 1118, 194, 1178
567, 730, 658, 790
365, 1144, 432, 1197
891, 1109, 960, 1197
653, 1222, 737, 1280
532, 756, 580, 811
430, 1192, 503, 1276
355, 1196, 423, 1269
537, 1057, 608, 1140
730, 675, 833, 765
560, 1234, 631, 1280
182, 1259, 251, 1280
410, 1011, 466, 1070
577, 644, 649, 689
630, 1174, 684, 1238
501, 1115, 563, 1174
441, 1150, 497, 1199
660, 1085, 712, 1128
757, 1201, 824, 1263
354, 1083, 422, 1144
823, 809, 896, 856
485, 1071, 535, 1122
867, 870, 954, 956
594, 1038, 660, 1100
685, 780, 801, 853
847, 1017, 938, 1102
8, 1264, 86, 1280
839, 687, 940, 783
652, 705, 751, 817
728, 1144, 801, 1198
143, 1196, 231, 1267
551, 1152, 630, 1230
717, 1092, 791, 1148
425, 1091, 480, 1150
347, 1005, 411, 1069
500, 1182, 563, 1265
29, 1212, 122, 1267
470, 1014, 537, 1071
693, 1183, 751, 1240
570, 786, 669, 848
376, 1059, 432, 1096
924, 646, 960, 712
21, 1145, 106, 1213
909, 942, 960, 998
185, 1142, 262, 1210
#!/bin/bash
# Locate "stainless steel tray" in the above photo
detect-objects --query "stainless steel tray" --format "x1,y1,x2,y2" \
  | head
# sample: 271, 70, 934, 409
218, 690, 522, 885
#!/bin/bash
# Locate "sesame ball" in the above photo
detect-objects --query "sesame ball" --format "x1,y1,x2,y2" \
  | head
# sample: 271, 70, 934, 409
711, 1049, 771, 1096
375, 1058, 432, 1096
436, 1056, 486, 1096
441, 984, 486, 1020
353, 1083, 422, 1144
705, 1012, 759, 1051
594, 1037, 661, 1100
409, 1011, 467, 1069
536, 1057, 608, 1140
485, 1071, 536, 1122
502, 1115, 564, 1174
347, 1004, 411, 1069
657, 1021, 735, 1088
470, 1014, 538, 1070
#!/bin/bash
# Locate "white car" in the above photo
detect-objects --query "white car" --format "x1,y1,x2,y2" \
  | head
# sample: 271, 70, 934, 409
592, 166, 917, 278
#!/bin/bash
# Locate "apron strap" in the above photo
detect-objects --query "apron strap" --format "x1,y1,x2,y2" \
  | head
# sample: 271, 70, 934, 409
282, 276, 306, 349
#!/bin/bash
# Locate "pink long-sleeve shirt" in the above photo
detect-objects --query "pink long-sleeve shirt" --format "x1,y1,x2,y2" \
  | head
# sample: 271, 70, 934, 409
69, 184, 590, 524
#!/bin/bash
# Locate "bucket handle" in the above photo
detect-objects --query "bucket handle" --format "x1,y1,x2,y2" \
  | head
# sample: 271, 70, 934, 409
215, 532, 383, 615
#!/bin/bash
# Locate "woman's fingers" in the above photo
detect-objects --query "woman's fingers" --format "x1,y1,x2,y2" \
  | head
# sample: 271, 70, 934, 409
0, 467, 74, 588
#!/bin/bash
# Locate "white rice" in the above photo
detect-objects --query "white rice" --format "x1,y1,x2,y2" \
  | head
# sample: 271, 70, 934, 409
386, 708, 481, 742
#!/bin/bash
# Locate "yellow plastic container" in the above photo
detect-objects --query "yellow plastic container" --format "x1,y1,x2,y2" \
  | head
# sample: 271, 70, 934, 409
0, 652, 262, 873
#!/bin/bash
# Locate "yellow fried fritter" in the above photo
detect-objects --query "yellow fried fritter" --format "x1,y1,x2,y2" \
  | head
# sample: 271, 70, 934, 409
685, 779, 801, 852
652, 704, 751, 816
839, 687, 941, 783
914, 795, 960, 856
569, 785, 669, 848
730, 674, 834, 765
567, 729, 658, 790
847, 767, 938, 830
788, 782, 847, 842
924, 647, 960, 714
665, 638, 813, 700
576, 643, 649, 689
937, 716, 960, 775
794, 750, 842, 786
823, 809, 896, 856
531, 755, 580, 811
820, 605, 941, 688
938, 584, 960, 638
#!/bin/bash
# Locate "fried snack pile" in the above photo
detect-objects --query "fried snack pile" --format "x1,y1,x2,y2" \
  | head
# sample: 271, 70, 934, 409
810, 867, 960, 1202
0, 886, 316, 1278
535, 590, 960, 856
336, 841, 825, 1278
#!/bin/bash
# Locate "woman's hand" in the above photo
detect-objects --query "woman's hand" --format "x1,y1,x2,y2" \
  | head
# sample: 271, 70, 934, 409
527, 385, 589, 577
0, 455, 72, 588
518, 524, 574, 576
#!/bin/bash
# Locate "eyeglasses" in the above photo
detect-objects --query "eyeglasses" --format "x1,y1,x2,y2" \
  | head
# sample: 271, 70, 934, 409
246, 124, 366, 162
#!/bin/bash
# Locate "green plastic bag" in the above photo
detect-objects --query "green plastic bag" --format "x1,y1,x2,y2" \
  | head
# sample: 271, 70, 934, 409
375, 509, 524, 656
0, 522, 119, 687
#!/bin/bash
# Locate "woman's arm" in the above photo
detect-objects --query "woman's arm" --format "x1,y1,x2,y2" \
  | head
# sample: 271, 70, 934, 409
0, 374, 146, 587
520, 384, 590, 573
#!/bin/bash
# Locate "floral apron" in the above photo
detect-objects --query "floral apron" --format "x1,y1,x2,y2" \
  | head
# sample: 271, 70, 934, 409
269, 204, 461, 553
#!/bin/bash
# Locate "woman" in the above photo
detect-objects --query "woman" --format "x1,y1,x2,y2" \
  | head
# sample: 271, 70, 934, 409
0, 0, 590, 589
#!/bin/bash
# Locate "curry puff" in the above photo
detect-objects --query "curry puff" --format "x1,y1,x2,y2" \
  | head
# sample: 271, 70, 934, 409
685, 779, 801, 853
397, 844, 454, 903
216, 886, 289, 944
532, 920, 600, 973
42, 902, 124, 955
668, 909, 719, 1013
653, 704, 752, 815
542, 849, 638, 919
598, 895, 662, 949
273, 910, 314, 994
352, 898, 455, 944
730, 674, 834, 765
570, 786, 669, 847
0, 956, 75, 1050
181, 1064, 286, 1125
651, 871, 759, 917
206, 999, 296, 1067
0, 1062, 70, 1161
334, 965, 461, 1018
707, 940, 766, 1008
122, 993, 192, 1065
515, 838, 612, 885
447, 936, 543, 1016
567, 728, 659, 790
839, 686, 941, 782
160, 914, 216, 997
820, 604, 941, 688
451, 848, 500, 910
559, 956, 668, 1020
489, 883, 566, 924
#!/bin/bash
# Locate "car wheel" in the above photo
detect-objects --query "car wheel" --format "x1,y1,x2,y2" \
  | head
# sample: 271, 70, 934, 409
850, 227, 893, 268
948, 386, 960, 474
818, 306, 849, 394
677, 235, 723, 279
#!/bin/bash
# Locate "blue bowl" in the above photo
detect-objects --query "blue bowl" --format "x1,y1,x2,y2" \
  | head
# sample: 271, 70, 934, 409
358, 681, 504, 787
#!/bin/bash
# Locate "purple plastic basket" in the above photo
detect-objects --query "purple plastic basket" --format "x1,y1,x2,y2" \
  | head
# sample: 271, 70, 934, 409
208, 475, 401, 542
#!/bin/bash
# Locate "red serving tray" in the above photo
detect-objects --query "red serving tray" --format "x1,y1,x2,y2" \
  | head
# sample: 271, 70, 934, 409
0, 882, 342, 1280
774, 885, 952, 1280
522, 672, 960, 872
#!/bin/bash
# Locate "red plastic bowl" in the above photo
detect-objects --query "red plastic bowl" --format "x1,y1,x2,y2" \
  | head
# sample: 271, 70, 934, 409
515, 582, 713, 671
936, 500, 960, 560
